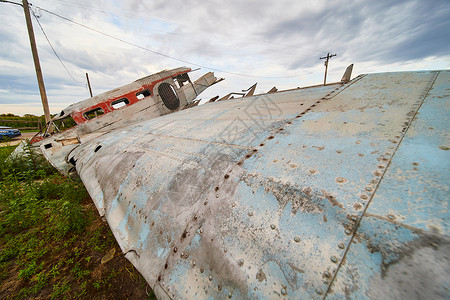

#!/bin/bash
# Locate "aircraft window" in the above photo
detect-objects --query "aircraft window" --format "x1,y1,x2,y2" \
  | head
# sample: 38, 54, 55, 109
173, 78, 181, 88
174, 73, 189, 87
136, 89, 151, 99
111, 98, 130, 109
83, 107, 105, 120
158, 83, 180, 110
53, 115, 77, 130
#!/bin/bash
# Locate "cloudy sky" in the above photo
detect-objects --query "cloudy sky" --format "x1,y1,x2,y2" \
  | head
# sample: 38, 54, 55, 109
0, 0, 449, 116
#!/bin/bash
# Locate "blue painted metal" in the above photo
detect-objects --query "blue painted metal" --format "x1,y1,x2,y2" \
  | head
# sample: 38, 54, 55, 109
61, 70, 448, 299
328, 70, 450, 299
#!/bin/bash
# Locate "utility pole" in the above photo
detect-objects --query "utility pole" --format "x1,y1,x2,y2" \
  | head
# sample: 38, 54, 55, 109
22, 0, 52, 128
320, 52, 336, 85
86, 73, 93, 97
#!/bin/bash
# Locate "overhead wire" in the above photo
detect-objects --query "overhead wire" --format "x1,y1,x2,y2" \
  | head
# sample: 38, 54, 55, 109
30, 5, 84, 84
38, 0, 329, 54
2, 0, 326, 79
0, 0, 22, 6
1, 0, 84, 84
32, 4, 312, 79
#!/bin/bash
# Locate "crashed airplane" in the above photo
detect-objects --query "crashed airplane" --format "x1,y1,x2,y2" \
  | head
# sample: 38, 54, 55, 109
29, 67, 220, 175
23, 67, 449, 299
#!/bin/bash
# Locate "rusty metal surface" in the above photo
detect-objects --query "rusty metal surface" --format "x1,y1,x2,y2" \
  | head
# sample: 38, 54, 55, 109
64, 70, 448, 299
58, 67, 191, 118
35, 68, 217, 176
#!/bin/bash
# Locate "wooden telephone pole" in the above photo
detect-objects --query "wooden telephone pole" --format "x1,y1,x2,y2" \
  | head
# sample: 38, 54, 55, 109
86, 73, 93, 97
22, 0, 52, 126
320, 52, 336, 85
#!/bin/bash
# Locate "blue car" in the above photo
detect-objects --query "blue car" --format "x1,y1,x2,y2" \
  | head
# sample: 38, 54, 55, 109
0, 126, 21, 140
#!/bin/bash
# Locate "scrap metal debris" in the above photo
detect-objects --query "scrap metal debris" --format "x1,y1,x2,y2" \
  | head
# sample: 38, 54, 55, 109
19, 67, 449, 299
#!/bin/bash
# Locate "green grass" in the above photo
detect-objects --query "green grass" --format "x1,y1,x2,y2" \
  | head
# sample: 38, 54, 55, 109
0, 144, 155, 299
0, 144, 88, 297
20, 129, 39, 133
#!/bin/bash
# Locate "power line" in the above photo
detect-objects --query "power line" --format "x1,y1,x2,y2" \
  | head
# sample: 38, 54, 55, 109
37, 0, 328, 54
32, 4, 308, 79
1, 0, 85, 85
3, 0, 323, 79
0, 0, 22, 6
30, 7, 83, 84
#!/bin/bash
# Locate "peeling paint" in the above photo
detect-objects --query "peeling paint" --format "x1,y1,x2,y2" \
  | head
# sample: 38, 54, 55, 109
20, 69, 450, 299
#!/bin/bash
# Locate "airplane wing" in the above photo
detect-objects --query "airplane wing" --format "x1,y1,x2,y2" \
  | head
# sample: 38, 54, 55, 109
67, 70, 449, 299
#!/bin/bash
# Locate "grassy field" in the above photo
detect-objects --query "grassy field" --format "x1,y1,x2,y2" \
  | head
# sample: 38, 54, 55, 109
0, 145, 155, 299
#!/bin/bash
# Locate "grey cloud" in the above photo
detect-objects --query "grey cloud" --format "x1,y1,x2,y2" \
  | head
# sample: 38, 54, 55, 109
0, 75, 40, 105
1, 0, 449, 114
261, 0, 450, 67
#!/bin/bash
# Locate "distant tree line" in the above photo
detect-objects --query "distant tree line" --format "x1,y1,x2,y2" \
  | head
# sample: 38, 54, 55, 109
0, 114, 45, 130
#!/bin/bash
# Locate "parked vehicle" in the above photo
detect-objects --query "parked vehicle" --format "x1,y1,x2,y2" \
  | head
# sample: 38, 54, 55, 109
0, 126, 21, 140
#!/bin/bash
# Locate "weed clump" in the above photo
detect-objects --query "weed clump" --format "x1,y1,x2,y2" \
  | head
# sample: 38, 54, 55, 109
0, 145, 88, 297
0, 144, 88, 238
0, 144, 152, 299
